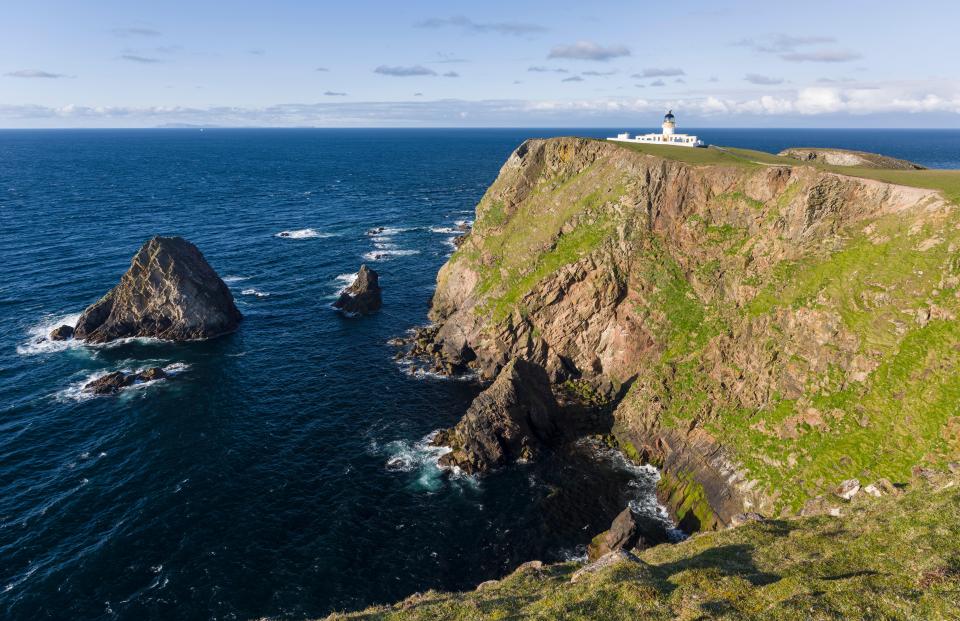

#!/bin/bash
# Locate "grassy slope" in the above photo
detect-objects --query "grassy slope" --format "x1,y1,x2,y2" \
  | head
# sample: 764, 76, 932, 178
328, 478, 960, 620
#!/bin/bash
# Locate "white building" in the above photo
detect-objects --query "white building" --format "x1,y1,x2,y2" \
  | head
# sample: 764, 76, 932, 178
608, 111, 705, 148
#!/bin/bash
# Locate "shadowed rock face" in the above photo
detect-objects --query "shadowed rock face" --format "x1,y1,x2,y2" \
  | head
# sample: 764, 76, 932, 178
334, 265, 382, 315
434, 359, 558, 474
74, 236, 242, 343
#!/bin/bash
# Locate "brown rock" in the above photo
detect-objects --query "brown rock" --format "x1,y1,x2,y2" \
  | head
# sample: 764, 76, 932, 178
570, 550, 639, 584
434, 358, 558, 474
74, 236, 242, 343
50, 325, 75, 341
834, 478, 861, 501
587, 507, 649, 561
85, 371, 136, 395
334, 265, 382, 315
137, 367, 168, 382
729, 512, 766, 527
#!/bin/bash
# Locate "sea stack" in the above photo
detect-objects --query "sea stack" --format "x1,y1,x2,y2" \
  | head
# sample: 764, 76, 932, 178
434, 358, 559, 474
73, 236, 242, 343
334, 265, 382, 315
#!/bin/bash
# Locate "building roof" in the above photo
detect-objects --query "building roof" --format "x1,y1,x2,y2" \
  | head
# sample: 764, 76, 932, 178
664, 110, 675, 121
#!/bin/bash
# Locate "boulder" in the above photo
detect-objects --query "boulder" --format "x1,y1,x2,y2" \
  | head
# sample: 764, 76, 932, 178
570, 550, 640, 584
834, 478, 861, 501
138, 367, 168, 382
586, 506, 668, 561
334, 265, 382, 315
85, 371, 136, 395
730, 512, 766, 527
434, 358, 558, 474
88, 367, 167, 394
50, 325, 75, 341
74, 236, 242, 343
84, 367, 169, 395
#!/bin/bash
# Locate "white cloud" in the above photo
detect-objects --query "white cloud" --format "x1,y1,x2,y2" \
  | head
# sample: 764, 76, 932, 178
5, 69, 69, 78
781, 50, 862, 63
2, 82, 957, 127
416, 16, 546, 36
373, 65, 436, 77
548, 41, 630, 61
633, 68, 684, 78
745, 74, 785, 85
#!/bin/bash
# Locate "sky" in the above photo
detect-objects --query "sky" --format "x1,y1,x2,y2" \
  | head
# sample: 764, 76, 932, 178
1, 0, 958, 128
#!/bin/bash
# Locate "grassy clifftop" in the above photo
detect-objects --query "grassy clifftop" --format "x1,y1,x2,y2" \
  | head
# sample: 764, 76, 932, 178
328, 473, 960, 620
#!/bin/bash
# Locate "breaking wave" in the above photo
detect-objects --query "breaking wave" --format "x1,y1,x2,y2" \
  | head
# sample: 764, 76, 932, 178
17, 312, 82, 355
275, 228, 334, 239
56, 362, 190, 402
241, 288, 270, 298
363, 249, 420, 261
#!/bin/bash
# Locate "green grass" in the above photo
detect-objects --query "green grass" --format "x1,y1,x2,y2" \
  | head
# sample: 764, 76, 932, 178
608, 141, 761, 167
327, 477, 960, 620
718, 146, 960, 205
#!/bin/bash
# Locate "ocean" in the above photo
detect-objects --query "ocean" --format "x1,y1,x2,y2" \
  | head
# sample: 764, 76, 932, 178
2, 128, 958, 620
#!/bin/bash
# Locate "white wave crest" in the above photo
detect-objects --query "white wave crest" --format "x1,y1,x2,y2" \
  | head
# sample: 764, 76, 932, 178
381, 431, 477, 491
56, 362, 190, 402
17, 312, 82, 355
363, 249, 420, 261
275, 228, 334, 239
241, 288, 270, 298
222, 275, 249, 284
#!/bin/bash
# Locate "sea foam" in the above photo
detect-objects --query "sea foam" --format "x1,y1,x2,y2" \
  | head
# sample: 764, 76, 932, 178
241, 288, 270, 298
56, 362, 190, 402
275, 228, 334, 239
17, 312, 82, 356
363, 249, 420, 261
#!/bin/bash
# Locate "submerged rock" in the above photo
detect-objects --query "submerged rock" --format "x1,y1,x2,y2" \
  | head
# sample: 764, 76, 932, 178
49, 325, 75, 341
434, 358, 558, 474
74, 236, 242, 343
84, 367, 168, 395
334, 265, 382, 315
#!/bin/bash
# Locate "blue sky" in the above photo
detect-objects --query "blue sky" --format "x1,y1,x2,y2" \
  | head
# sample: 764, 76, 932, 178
1, 0, 958, 127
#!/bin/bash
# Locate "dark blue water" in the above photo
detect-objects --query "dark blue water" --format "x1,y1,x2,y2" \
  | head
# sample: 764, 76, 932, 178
1, 129, 958, 621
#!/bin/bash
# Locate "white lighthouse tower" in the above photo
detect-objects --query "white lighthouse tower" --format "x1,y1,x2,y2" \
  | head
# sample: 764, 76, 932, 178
608, 110, 704, 148
661, 110, 676, 136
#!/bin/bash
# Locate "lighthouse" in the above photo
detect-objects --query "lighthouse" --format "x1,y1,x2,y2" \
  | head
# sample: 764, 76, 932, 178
608, 110, 704, 148
662, 110, 676, 136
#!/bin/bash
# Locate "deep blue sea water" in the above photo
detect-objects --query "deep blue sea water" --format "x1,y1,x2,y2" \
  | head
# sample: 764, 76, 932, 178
1, 128, 958, 621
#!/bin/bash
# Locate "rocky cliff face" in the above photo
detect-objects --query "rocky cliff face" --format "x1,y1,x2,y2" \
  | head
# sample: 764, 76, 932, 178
420, 137, 960, 525
74, 236, 242, 343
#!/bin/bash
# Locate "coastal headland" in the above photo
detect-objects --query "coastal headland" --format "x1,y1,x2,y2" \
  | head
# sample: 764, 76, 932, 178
332, 137, 960, 619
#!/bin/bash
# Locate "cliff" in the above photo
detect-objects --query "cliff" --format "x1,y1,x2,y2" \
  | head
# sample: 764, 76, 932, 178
418, 137, 960, 525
